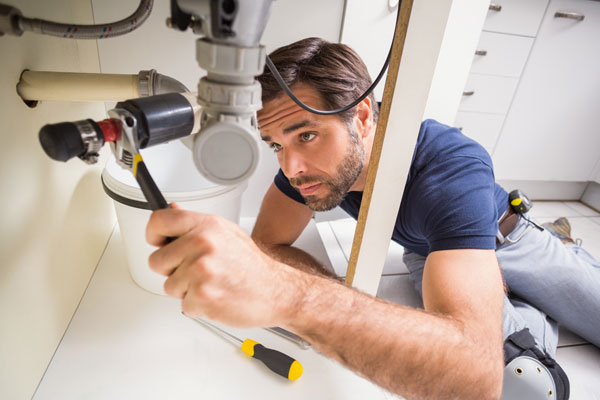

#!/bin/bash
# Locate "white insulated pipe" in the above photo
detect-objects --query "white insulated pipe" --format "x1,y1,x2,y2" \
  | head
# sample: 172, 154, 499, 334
17, 71, 139, 102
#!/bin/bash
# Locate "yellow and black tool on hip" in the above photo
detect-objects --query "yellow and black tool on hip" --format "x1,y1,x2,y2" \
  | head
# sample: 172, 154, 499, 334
509, 189, 544, 231
184, 313, 304, 381
508, 189, 533, 214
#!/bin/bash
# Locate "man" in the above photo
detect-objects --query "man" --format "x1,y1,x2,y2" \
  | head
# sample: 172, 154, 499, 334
146, 38, 598, 399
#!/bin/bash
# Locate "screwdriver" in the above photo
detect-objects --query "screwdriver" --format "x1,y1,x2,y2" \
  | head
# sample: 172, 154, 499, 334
184, 313, 304, 381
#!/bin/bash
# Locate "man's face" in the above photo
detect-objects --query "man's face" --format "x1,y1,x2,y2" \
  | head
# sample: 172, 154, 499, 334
258, 85, 366, 211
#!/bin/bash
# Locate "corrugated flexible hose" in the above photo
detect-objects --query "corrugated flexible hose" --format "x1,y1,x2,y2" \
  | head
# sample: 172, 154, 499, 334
17, 0, 153, 39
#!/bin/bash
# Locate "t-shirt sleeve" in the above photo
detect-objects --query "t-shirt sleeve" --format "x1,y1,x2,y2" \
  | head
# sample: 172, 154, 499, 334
273, 169, 306, 204
410, 156, 499, 253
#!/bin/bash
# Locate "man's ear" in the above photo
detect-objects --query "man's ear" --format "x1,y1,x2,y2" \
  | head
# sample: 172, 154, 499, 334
354, 97, 374, 139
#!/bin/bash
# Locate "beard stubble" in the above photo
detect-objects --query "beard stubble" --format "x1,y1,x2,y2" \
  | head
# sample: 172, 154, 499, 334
289, 128, 365, 212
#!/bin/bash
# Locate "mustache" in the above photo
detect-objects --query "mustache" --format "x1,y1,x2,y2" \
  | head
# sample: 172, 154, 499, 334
289, 175, 327, 187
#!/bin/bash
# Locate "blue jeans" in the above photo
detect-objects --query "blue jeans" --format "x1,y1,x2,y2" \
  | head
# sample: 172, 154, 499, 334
402, 215, 600, 358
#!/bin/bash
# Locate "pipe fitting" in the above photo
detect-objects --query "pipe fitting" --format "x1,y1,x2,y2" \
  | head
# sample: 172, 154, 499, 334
138, 69, 190, 97
0, 4, 24, 36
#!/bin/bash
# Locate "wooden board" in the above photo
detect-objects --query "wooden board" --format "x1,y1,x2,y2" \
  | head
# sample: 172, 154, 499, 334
344, 0, 489, 294
345, 0, 415, 288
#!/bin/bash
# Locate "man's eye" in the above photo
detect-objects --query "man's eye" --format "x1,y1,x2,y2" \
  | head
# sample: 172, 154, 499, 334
270, 142, 282, 152
300, 132, 316, 142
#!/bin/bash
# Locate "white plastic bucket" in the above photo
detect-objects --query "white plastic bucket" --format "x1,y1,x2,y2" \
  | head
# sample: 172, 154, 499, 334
101, 139, 247, 295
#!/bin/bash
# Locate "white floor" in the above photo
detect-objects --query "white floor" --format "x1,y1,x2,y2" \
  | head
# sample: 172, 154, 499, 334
315, 201, 600, 400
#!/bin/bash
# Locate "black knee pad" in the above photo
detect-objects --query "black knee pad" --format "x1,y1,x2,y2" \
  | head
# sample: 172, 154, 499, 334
503, 328, 570, 400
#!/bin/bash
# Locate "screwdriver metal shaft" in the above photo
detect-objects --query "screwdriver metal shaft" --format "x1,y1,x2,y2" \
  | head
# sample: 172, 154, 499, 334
184, 313, 304, 381
190, 315, 244, 346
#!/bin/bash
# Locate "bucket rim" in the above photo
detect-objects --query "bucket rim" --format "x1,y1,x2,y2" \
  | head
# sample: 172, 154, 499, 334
101, 169, 245, 210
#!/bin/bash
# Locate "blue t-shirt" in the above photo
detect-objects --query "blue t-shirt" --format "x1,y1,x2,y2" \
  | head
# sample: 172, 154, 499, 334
274, 119, 508, 256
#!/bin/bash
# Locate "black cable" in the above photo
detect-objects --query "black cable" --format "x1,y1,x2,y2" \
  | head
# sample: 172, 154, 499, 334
522, 215, 544, 231
265, 1, 402, 116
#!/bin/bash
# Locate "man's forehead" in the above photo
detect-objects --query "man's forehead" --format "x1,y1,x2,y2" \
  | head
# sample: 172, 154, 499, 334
259, 109, 319, 141
258, 85, 325, 132
258, 104, 309, 131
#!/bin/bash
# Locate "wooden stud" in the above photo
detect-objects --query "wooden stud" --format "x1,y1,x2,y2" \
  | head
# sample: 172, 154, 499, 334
343, 0, 484, 294
345, 0, 414, 288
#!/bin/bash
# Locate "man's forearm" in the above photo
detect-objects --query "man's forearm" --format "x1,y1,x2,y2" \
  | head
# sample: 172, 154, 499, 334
257, 243, 339, 279
282, 272, 503, 400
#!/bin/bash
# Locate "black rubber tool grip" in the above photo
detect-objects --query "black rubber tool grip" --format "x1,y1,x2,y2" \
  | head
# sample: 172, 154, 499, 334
252, 343, 302, 380
133, 155, 175, 243
134, 159, 169, 210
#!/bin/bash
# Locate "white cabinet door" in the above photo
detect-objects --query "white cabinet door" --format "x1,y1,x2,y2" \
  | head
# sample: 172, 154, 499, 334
470, 32, 534, 78
459, 74, 519, 114
493, 0, 600, 181
455, 111, 506, 150
483, 0, 549, 37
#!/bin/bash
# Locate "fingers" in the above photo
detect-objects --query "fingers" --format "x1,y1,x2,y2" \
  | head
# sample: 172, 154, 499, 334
181, 288, 204, 317
146, 207, 196, 247
148, 230, 213, 276
163, 260, 191, 299
149, 236, 185, 277
178, 276, 211, 318
145, 207, 285, 326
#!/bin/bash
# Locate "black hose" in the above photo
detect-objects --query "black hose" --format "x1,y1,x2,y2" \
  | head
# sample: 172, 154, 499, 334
265, 1, 402, 115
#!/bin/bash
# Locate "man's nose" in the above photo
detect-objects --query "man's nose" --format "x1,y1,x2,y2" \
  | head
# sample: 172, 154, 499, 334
281, 151, 306, 178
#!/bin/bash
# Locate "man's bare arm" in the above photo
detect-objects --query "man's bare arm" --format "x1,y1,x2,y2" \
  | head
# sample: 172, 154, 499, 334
283, 249, 505, 399
251, 183, 338, 278
255, 241, 339, 278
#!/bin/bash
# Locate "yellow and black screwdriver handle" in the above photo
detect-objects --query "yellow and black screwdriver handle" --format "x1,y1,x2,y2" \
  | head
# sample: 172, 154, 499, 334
241, 339, 304, 381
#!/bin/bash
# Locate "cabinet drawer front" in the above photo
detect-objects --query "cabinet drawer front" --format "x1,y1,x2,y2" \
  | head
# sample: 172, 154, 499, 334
454, 112, 505, 149
471, 32, 534, 77
492, 0, 600, 182
459, 74, 519, 115
484, 0, 549, 37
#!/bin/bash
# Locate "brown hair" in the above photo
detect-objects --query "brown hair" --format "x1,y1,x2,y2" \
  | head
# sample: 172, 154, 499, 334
258, 37, 379, 126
